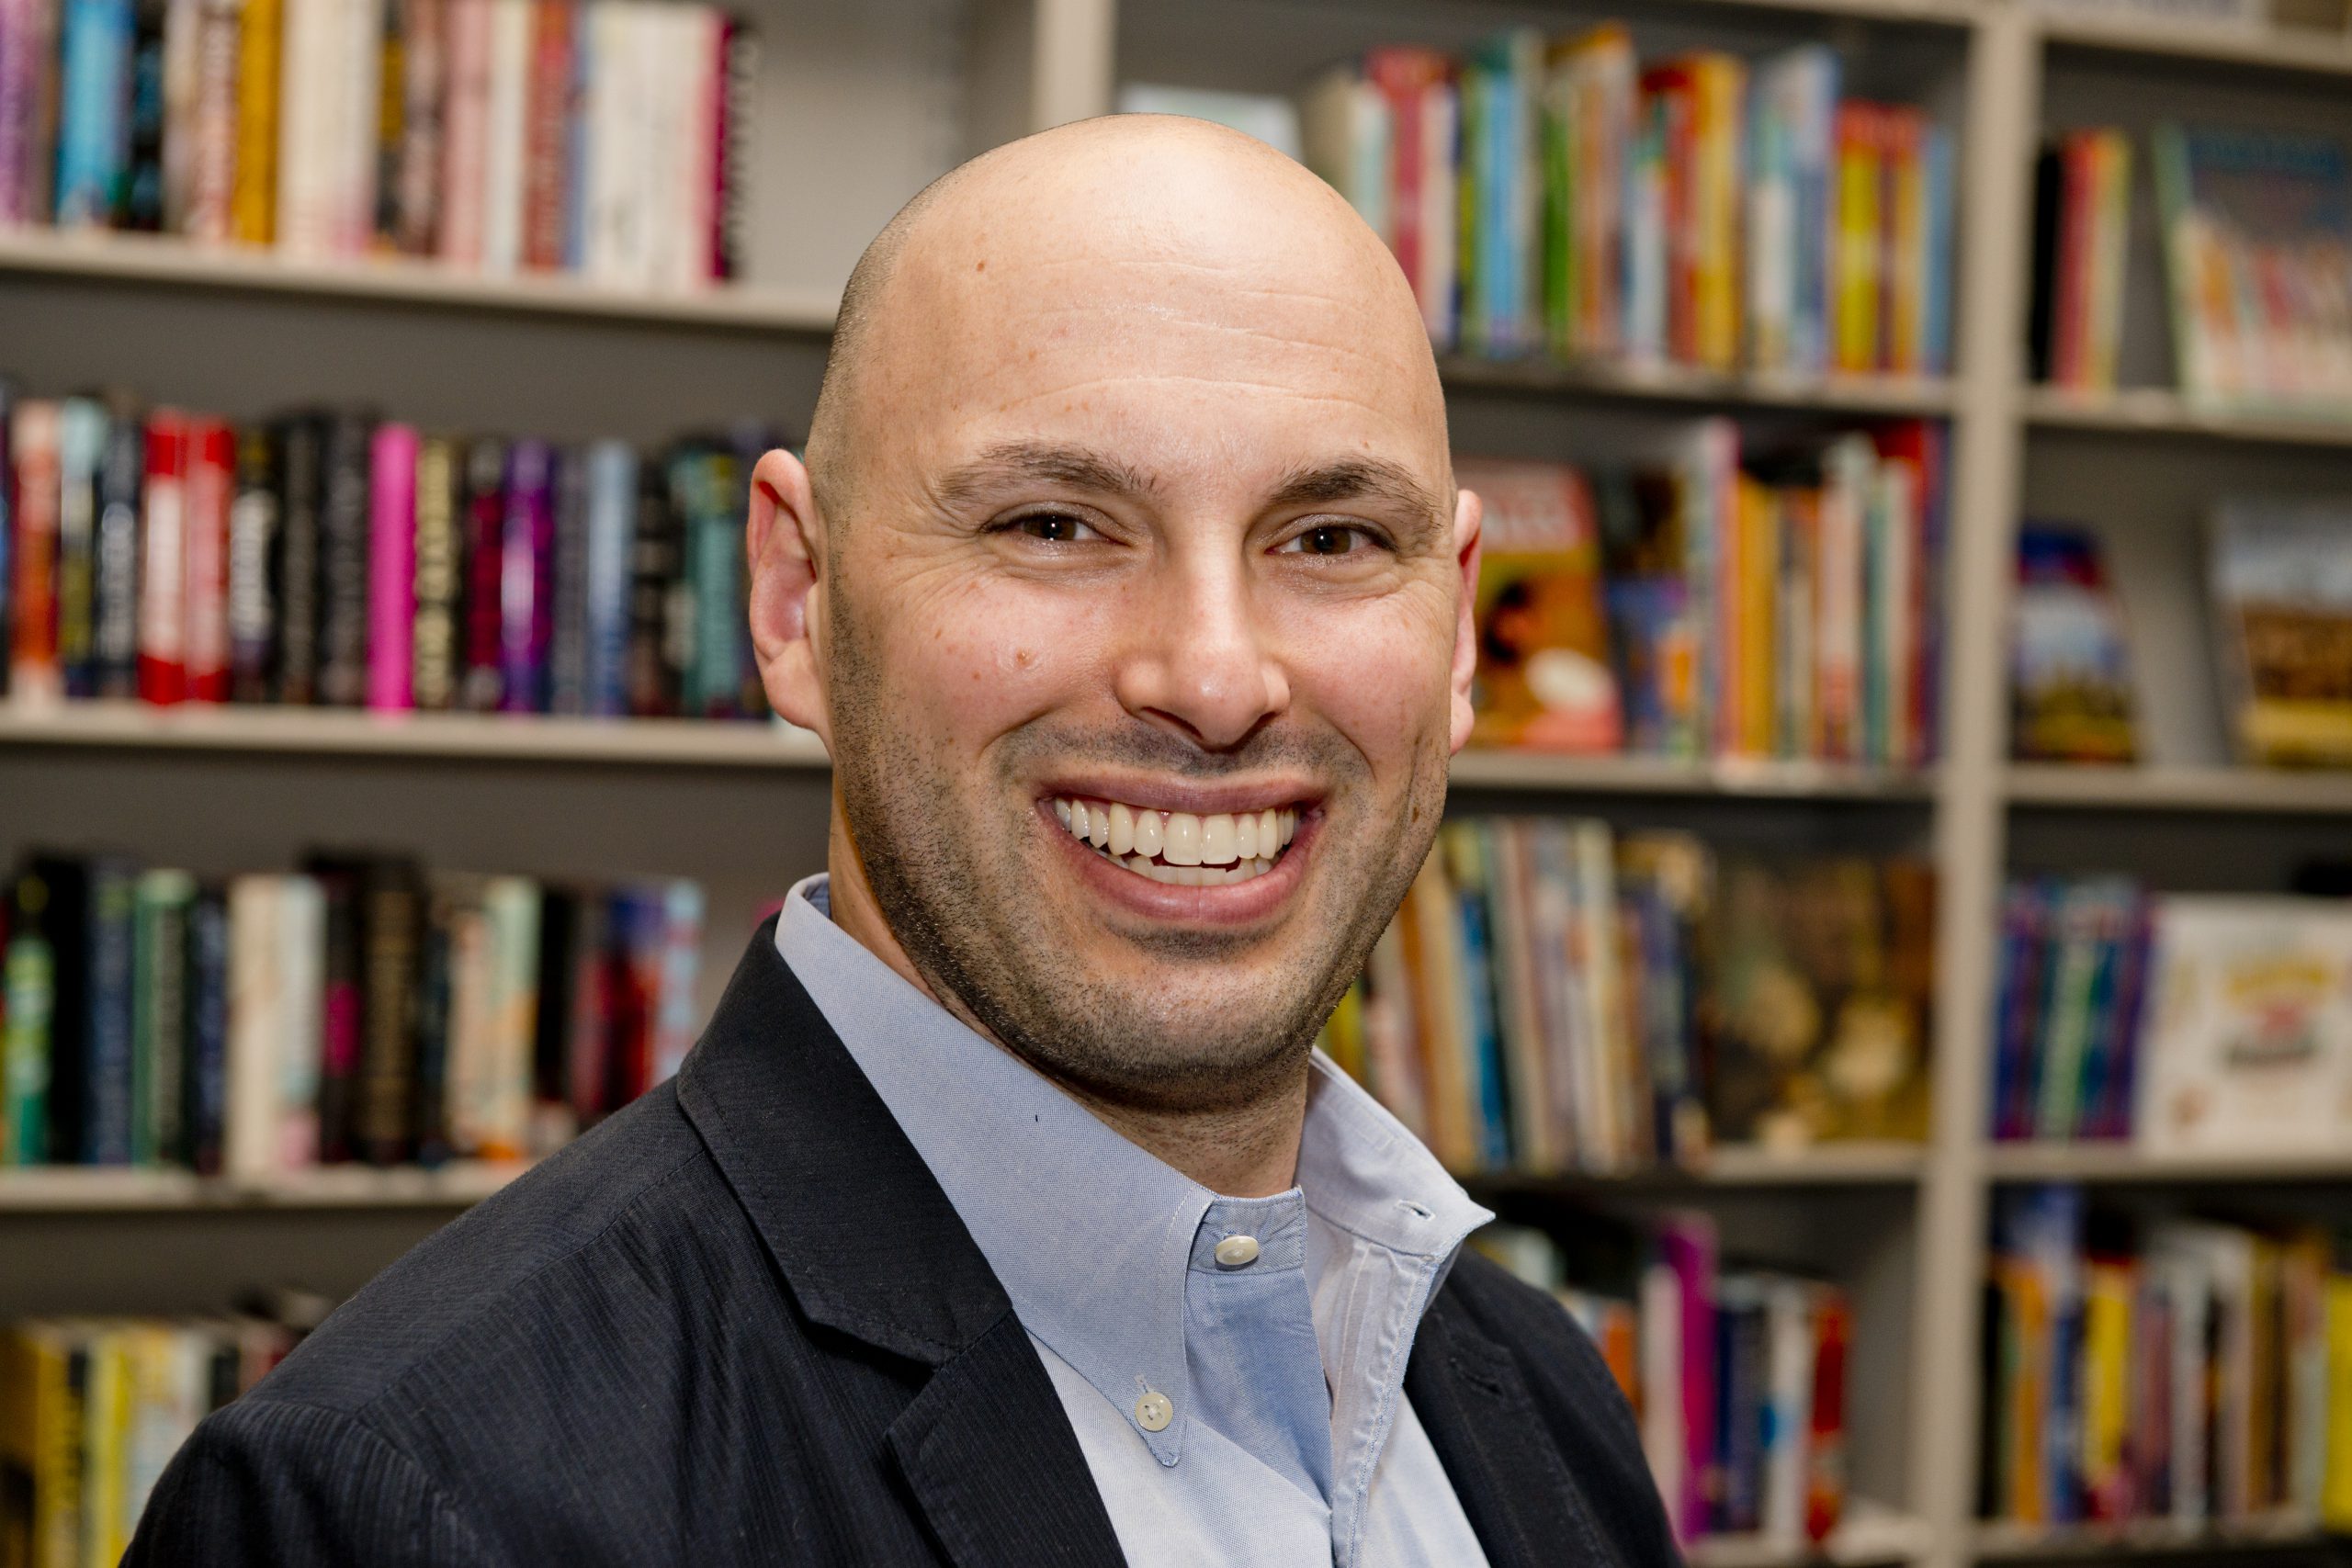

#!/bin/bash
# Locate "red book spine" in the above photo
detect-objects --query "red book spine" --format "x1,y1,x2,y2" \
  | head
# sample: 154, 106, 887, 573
707, 16, 734, 282
138, 412, 192, 705
1804, 1295, 1850, 1542
7, 400, 62, 703
519, 0, 571, 271
182, 418, 235, 703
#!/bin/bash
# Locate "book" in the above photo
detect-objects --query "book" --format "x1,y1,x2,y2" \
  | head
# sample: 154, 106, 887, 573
134, 410, 187, 705
315, 412, 374, 706
409, 434, 461, 710
9, 400, 62, 704
1459, 457, 1622, 753
366, 422, 418, 711
2011, 523, 2137, 764
2208, 499, 2352, 766
181, 415, 232, 702
2154, 123, 2352, 410
2134, 895, 2352, 1155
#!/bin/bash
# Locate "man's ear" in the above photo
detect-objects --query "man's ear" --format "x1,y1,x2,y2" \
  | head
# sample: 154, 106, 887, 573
1447, 485, 1484, 754
746, 447, 831, 741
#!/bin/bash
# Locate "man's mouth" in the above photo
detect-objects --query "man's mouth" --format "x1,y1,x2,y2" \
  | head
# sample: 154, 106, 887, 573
1050, 795, 1300, 886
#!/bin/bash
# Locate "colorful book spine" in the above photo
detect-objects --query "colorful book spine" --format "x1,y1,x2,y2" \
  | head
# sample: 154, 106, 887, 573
498, 438, 553, 712
181, 416, 233, 702
134, 410, 188, 705
229, 0, 276, 243
410, 434, 460, 710
9, 400, 63, 704
367, 422, 419, 711
53, 397, 106, 699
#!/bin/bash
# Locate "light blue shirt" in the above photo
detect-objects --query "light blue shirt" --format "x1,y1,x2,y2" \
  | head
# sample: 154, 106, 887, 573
777, 874, 1496, 1568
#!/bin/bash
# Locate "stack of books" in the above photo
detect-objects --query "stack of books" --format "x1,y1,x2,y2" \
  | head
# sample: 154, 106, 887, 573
0, 0, 755, 289
0, 1303, 316, 1563
1465, 418, 1947, 768
0, 384, 780, 719
1, 850, 703, 1174
1318, 816, 1935, 1175
1991, 882, 2352, 1151
1984, 1186, 2352, 1532
1302, 30, 1955, 377
1481, 1214, 1853, 1548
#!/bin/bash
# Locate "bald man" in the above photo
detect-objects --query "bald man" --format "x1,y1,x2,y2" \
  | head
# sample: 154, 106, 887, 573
129, 119, 1677, 1568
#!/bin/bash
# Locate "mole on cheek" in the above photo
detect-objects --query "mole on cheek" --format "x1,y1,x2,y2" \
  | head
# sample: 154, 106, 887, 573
1014, 649, 1036, 671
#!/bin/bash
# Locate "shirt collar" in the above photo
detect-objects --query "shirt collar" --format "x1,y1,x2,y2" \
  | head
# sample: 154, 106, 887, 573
775, 874, 1488, 1463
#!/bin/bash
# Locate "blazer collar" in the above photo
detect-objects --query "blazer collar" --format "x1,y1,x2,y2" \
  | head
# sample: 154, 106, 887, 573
675, 920, 1128, 1566
673, 916, 1012, 1365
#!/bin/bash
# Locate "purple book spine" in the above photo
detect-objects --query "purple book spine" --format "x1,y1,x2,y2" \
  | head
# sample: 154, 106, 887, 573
498, 438, 553, 713
1657, 1213, 1718, 1542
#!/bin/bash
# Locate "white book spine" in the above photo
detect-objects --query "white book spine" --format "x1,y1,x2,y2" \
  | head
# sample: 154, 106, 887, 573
337, 0, 382, 253
478, 0, 529, 275
276, 873, 325, 1168
580, 0, 625, 284
672, 4, 718, 291
273, 0, 332, 257
161, 0, 203, 231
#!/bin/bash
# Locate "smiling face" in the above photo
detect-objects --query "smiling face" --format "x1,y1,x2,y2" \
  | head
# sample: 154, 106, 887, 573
759, 118, 1480, 1118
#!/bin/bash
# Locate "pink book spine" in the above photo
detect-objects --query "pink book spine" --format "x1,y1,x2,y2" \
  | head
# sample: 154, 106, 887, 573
1658, 1213, 1719, 1542
438, 0, 490, 267
368, 423, 419, 711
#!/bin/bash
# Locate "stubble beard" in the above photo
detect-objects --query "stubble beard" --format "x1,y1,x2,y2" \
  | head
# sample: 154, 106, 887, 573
826, 601, 1450, 1118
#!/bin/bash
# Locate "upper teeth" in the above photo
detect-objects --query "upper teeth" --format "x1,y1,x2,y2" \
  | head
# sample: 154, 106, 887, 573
1052, 796, 1298, 886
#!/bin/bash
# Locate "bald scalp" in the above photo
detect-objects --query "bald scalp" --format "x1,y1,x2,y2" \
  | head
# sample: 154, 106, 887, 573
801, 114, 1438, 535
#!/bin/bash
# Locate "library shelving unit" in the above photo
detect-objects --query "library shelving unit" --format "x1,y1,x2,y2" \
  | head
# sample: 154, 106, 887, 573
6, 2, 2352, 1566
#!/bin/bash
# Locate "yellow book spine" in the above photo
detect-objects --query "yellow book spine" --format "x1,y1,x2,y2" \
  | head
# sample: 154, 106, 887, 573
1833, 109, 1882, 374
77, 1333, 126, 1568
1692, 56, 1743, 371
2082, 1261, 2132, 1514
232, 0, 281, 245
2324, 1275, 2352, 1529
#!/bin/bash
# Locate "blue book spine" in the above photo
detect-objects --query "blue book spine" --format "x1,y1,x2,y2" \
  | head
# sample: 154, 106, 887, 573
563, 6, 591, 272
52, 0, 135, 227
186, 886, 228, 1175
582, 440, 635, 716
1921, 124, 1956, 376
82, 858, 137, 1165
1794, 49, 1838, 375
1453, 884, 1509, 1170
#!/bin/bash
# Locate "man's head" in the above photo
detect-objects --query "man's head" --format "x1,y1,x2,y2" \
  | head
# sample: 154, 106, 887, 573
748, 115, 1480, 1118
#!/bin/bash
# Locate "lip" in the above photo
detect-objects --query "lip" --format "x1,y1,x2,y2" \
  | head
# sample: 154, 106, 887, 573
1039, 798, 1318, 925
1033, 775, 1322, 818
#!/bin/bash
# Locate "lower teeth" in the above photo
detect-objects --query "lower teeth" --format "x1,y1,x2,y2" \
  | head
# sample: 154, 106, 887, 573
1095, 844, 1279, 886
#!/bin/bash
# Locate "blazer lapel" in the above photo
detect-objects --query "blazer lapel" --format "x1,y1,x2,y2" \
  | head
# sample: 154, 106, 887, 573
676, 921, 1126, 1566
1407, 1290, 1622, 1568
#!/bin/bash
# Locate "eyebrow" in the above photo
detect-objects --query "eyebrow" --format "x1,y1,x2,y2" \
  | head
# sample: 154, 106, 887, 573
1264, 457, 1445, 529
933, 442, 1160, 509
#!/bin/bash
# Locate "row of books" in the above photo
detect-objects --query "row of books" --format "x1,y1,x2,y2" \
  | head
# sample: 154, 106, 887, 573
1467, 418, 1945, 767
0, 382, 780, 718
1983, 1186, 2352, 1530
1991, 880, 2352, 1151
1480, 1213, 1850, 1547
2008, 501, 2352, 769
2029, 129, 2133, 395
0, 0, 753, 290
1317, 816, 1934, 1175
1300, 32, 1955, 378
0, 1293, 323, 1565
0, 850, 703, 1172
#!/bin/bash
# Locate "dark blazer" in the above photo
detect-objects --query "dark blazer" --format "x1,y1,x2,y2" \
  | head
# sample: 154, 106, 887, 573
128, 919, 1680, 1567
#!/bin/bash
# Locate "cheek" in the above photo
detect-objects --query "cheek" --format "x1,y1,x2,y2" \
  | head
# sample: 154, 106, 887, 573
880, 571, 1113, 745
1282, 587, 1457, 755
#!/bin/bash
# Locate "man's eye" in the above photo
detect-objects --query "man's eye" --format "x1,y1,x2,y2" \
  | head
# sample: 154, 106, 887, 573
1008, 513, 1099, 544
1282, 525, 1377, 557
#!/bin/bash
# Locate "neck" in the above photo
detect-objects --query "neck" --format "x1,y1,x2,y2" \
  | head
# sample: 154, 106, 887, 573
823, 810, 1309, 1199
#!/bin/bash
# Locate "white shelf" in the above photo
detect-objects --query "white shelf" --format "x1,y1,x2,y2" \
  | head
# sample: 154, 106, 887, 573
1448, 748, 1937, 800
1973, 1511, 2333, 1561
2006, 763, 2352, 816
2020, 386, 2352, 450
0, 703, 1939, 800
1442, 355, 1957, 418
1693, 1503, 1936, 1568
0, 227, 840, 333
2032, 12, 2352, 81
0, 1161, 528, 1212
1983, 1143, 2352, 1184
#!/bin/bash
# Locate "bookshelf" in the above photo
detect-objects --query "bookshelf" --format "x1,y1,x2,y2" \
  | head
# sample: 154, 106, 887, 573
6, 0, 2352, 1565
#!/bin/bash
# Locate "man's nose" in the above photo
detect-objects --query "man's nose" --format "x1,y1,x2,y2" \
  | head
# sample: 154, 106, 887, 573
1111, 553, 1292, 751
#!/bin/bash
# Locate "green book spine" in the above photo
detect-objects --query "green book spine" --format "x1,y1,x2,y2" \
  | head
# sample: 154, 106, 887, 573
3, 876, 57, 1164
130, 870, 195, 1168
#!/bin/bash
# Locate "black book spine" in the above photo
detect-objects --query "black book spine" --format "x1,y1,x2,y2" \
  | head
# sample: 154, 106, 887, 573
28, 859, 89, 1166
358, 859, 421, 1167
623, 454, 678, 718
532, 886, 577, 1145
185, 886, 229, 1176
308, 861, 363, 1163
2028, 144, 2062, 386
317, 413, 375, 707
459, 437, 507, 712
122, 0, 166, 230
228, 423, 281, 704
411, 894, 452, 1168
275, 415, 326, 705
95, 404, 144, 698
84, 857, 138, 1167
548, 446, 590, 716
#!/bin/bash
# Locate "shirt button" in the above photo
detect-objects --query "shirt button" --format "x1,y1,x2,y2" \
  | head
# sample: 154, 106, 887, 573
1213, 1235, 1261, 1268
1135, 1392, 1173, 1432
